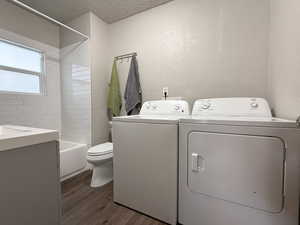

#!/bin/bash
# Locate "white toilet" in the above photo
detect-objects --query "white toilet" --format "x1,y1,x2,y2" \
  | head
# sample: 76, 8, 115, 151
87, 142, 113, 187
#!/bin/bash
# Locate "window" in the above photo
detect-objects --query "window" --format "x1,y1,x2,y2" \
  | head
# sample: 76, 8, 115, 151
0, 39, 45, 94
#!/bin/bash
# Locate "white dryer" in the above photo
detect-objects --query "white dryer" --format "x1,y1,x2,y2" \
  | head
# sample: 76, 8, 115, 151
112, 100, 190, 225
179, 98, 300, 225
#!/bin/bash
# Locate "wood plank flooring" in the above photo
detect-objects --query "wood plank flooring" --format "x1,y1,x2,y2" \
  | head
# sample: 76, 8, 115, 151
62, 171, 167, 225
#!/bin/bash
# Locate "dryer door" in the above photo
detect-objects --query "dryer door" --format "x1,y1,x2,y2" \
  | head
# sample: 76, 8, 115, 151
188, 132, 285, 213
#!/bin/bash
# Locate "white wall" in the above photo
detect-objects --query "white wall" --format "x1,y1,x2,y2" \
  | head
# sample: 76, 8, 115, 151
60, 13, 92, 145
60, 12, 110, 146
0, 1, 61, 131
0, 28, 61, 131
3, 0, 298, 148
268, 0, 300, 119
90, 13, 110, 145
0, 0, 59, 48
109, 0, 270, 106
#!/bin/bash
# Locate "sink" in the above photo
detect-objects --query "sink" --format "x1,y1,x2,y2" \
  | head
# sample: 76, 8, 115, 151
0, 126, 32, 136
0, 125, 61, 225
0, 125, 59, 152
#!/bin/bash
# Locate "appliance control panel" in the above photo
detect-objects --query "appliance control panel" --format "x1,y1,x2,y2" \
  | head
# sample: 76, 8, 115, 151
192, 98, 272, 118
140, 100, 190, 115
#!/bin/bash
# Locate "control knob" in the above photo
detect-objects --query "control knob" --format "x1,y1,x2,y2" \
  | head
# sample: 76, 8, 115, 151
152, 105, 158, 110
251, 102, 259, 109
201, 102, 211, 110
174, 105, 181, 111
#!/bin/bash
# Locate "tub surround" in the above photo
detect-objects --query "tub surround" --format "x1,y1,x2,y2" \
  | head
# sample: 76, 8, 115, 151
0, 125, 59, 152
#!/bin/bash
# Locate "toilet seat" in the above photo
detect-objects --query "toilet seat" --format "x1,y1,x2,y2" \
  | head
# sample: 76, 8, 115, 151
88, 142, 113, 156
87, 152, 113, 162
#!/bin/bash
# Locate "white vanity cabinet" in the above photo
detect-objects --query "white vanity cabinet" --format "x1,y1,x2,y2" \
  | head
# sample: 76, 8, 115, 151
0, 126, 60, 225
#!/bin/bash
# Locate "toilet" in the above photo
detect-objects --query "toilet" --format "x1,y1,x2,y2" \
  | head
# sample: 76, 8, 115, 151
87, 142, 113, 187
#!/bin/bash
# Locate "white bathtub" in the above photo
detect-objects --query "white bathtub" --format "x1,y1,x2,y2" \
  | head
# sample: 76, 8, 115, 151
59, 140, 87, 180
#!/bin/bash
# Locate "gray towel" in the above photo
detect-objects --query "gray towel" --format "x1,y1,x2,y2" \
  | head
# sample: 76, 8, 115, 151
124, 56, 142, 115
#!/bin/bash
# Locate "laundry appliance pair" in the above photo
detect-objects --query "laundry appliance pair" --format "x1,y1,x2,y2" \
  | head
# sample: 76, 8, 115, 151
112, 98, 300, 225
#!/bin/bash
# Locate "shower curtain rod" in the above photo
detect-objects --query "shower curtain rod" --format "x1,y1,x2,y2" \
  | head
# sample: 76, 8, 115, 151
9, 0, 90, 40
115, 52, 137, 60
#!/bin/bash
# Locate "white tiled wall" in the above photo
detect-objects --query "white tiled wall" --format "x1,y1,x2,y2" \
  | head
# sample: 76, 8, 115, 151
90, 13, 110, 145
60, 26, 92, 145
0, 29, 61, 131
60, 57, 92, 144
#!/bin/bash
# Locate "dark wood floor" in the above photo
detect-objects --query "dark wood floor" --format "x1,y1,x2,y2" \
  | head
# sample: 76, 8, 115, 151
62, 171, 167, 225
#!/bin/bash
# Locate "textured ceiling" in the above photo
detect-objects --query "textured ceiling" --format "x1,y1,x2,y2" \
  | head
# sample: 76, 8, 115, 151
18, 0, 173, 24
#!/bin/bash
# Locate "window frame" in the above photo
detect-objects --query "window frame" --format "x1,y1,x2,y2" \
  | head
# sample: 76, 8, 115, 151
0, 38, 46, 95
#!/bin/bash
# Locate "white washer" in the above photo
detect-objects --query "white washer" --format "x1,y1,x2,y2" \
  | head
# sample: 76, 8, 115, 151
179, 98, 300, 225
112, 100, 190, 225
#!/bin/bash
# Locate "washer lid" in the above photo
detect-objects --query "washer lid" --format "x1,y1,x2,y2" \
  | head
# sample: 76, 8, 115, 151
113, 100, 190, 123
88, 142, 113, 156
113, 115, 189, 124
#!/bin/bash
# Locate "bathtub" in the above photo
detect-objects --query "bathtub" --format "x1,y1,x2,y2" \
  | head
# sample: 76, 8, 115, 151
59, 140, 88, 180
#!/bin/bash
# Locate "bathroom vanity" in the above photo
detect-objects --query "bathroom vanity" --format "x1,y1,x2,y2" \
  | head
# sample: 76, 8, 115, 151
0, 125, 60, 225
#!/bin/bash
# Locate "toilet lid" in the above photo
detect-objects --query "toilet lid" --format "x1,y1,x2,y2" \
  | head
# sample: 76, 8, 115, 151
88, 142, 113, 156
